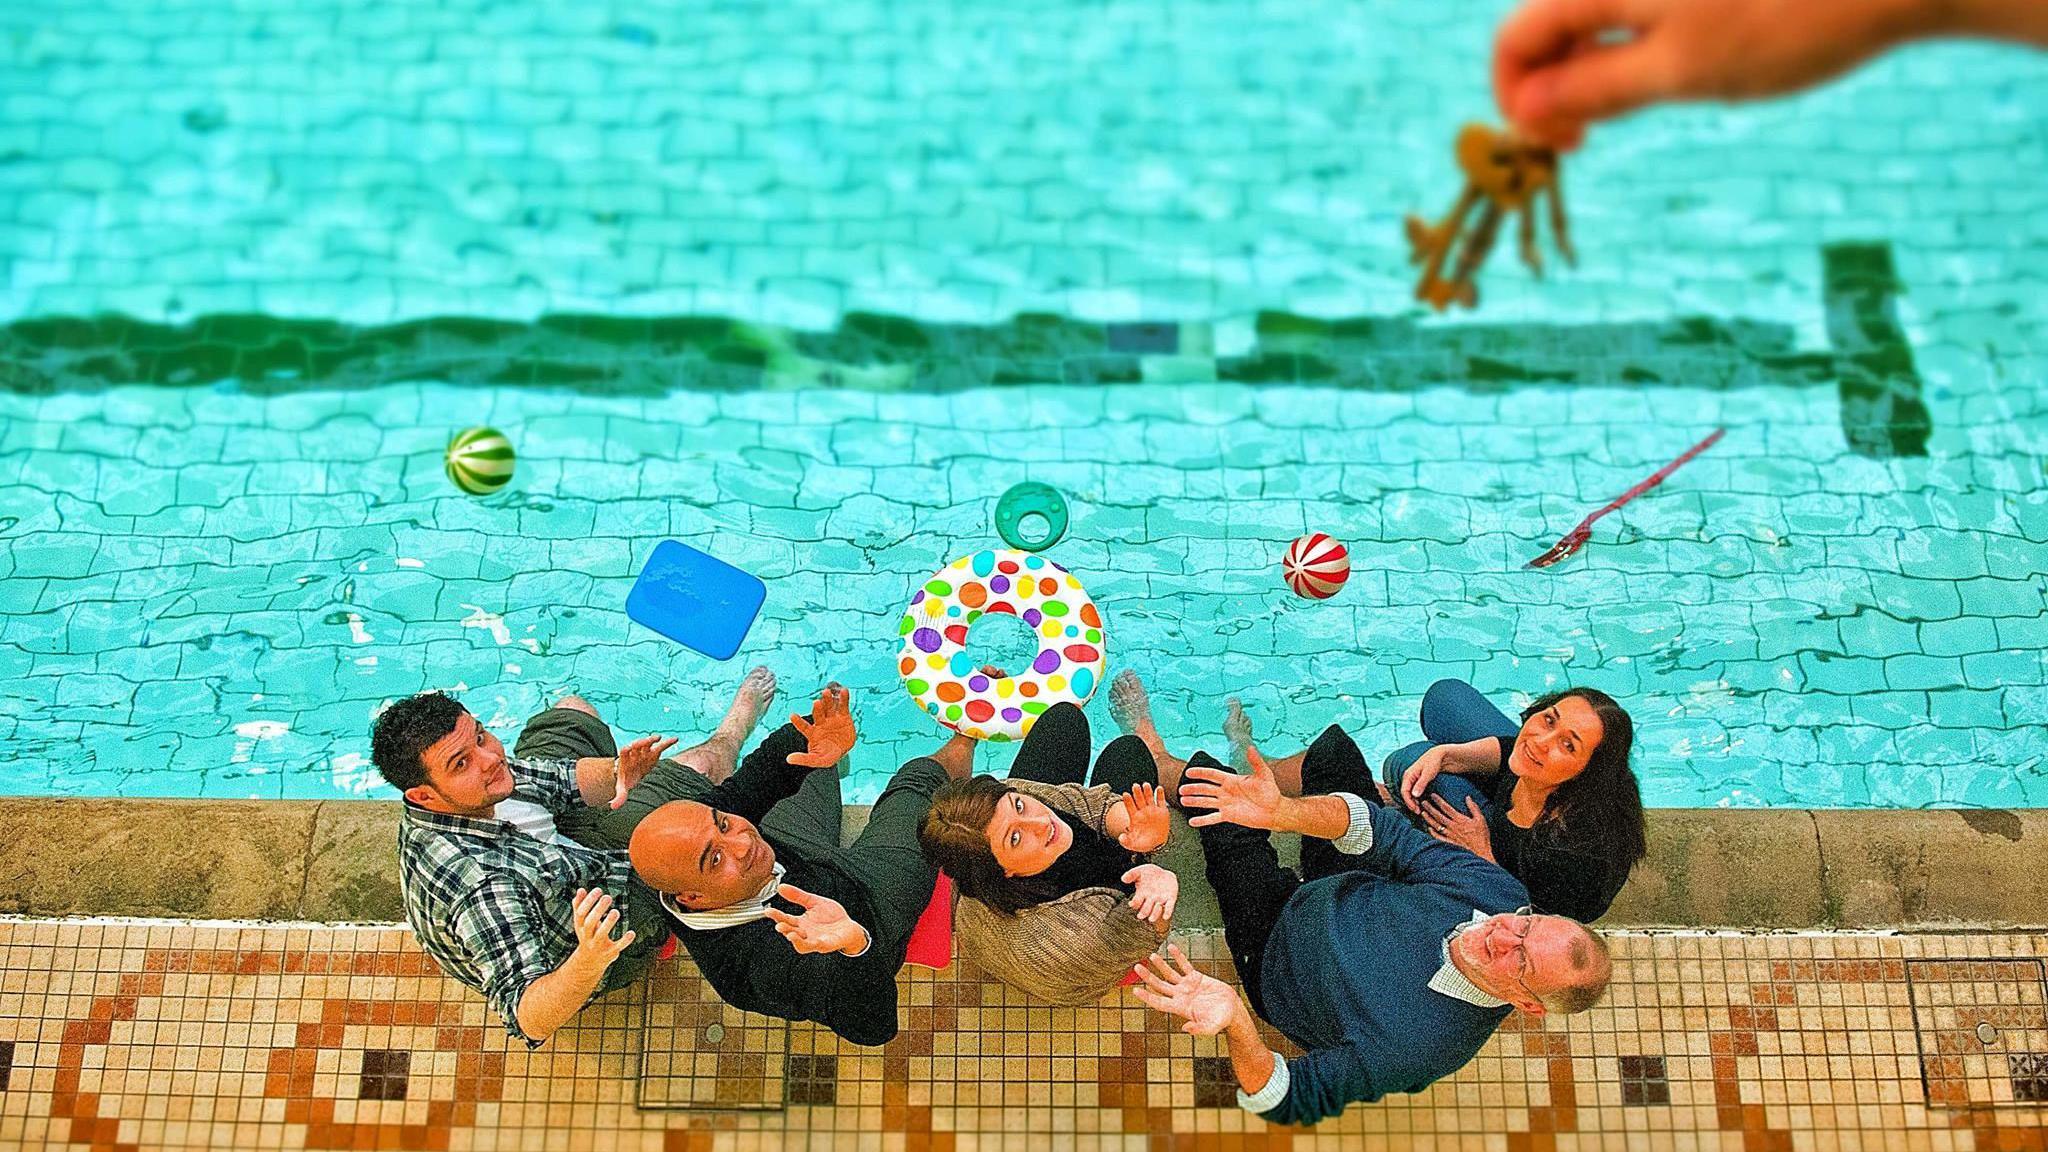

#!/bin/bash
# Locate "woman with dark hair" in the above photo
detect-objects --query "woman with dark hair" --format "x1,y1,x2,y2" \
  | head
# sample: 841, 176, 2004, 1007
1230, 679, 1646, 923
918, 699, 1181, 1004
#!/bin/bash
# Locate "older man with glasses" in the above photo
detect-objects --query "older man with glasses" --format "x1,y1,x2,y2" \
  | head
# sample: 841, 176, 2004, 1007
1143, 729, 1612, 1127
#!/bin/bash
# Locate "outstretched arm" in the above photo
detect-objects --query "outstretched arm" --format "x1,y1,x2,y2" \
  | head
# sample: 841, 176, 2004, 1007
1129, 945, 1385, 1126
1494, 0, 2048, 149
705, 686, 856, 825
1181, 749, 1372, 850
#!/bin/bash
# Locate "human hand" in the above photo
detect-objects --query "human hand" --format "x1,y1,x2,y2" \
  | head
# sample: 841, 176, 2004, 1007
1180, 748, 1285, 831
1122, 863, 1179, 926
763, 884, 871, 956
1422, 795, 1497, 863
612, 735, 679, 809
1129, 943, 1241, 1037
1493, 0, 1927, 149
787, 685, 856, 769
567, 888, 637, 972
1115, 783, 1172, 853
1399, 746, 1448, 814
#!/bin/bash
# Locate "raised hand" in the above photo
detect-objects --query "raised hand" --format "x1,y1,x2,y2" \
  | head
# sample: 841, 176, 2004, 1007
612, 734, 679, 809
1122, 863, 1179, 927
1115, 782, 1172, 853
567, 887, 637, 972
1129, 943, 1240, 1037
787, 685, 856, 769
1493, 0, 1935, 150
1180, 748, 1285, 831
763, 884, 871, 956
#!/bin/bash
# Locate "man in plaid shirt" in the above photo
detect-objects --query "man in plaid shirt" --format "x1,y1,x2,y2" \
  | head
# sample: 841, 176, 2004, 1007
371, 668, 788, 1046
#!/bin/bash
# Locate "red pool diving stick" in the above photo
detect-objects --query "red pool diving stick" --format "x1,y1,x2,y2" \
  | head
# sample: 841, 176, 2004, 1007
1526, 428, 1727, 569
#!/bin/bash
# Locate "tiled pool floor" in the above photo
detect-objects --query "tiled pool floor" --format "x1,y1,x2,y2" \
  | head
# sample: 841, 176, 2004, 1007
3, 0, 2047, 810
1, 919, 2044, 1150
2, 274, 2046, 811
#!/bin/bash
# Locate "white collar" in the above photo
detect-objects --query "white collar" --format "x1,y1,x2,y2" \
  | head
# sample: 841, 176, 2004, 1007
1427, 910, 1510, 1008
660, 862, 787, 931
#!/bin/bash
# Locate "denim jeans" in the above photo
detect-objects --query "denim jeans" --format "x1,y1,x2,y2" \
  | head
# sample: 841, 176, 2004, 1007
1378, 680, 1520, 820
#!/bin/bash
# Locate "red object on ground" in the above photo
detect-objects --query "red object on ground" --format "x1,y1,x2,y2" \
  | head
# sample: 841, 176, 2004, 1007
1527, 428, 1727, 568
656, 935, 678, 962
903, 873, 955, 970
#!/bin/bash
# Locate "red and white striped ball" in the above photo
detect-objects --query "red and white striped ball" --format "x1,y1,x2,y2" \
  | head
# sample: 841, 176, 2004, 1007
1282, 533, 1351, 600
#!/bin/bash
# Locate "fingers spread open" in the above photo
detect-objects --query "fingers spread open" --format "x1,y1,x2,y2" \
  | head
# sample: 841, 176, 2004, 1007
1130, 985, 1170, 1013
1135, 962, 1179, 997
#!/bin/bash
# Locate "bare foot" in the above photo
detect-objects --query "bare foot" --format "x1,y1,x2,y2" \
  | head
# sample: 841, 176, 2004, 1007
679, 667, 778, 785
930, 732, 976, 780
1223, 698, 1253, 769
1109, 669, 1157, 738
717, 666, 777, 743
1112, 669, 1188, 783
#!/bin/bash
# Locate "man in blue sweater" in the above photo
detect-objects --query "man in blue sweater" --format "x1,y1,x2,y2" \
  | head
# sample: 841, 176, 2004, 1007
1141, 730, 1612, 1126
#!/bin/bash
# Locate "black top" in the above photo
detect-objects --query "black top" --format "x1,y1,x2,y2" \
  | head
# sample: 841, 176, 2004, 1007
1477, 737, 1629, 923
1024, 820, 1139, 907
667, 737, 942, 1047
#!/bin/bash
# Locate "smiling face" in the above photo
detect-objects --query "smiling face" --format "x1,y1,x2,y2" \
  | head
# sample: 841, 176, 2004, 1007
408, 711, 517, 817
984, 789, 1072, 877
629, 800, 780, 911
1451, 911, 1603, 1015
1509, 694, 1605, 788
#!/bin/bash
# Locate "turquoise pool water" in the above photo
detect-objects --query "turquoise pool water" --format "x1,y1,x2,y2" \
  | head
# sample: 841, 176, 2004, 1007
1, 0, 2044, 807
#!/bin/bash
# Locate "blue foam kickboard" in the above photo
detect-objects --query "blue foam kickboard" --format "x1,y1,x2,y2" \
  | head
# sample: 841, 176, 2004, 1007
625, 540, 767, 661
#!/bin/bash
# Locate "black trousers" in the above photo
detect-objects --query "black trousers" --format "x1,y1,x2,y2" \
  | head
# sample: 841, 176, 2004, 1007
1187, 724, 1377, 1019
1004, 701, 1157, 791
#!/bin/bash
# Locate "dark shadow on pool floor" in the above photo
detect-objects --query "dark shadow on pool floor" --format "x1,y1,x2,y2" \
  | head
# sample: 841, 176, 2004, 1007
0, 242, 1928, 458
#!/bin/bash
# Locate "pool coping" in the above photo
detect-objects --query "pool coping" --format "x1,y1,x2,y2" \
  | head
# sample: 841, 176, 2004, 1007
1, 798, 2041, 930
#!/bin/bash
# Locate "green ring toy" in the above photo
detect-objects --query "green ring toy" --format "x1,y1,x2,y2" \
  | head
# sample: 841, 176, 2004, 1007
994, 482, 1069, 552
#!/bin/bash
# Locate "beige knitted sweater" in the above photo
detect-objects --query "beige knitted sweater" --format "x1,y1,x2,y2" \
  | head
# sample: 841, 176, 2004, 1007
950, 778, 1167, 1005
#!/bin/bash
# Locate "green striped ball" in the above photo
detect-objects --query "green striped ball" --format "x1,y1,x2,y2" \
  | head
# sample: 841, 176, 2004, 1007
445, 426, 516, 495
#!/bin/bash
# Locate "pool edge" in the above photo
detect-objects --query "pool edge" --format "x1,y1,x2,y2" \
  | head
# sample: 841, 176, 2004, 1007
2, 799, 2041, 930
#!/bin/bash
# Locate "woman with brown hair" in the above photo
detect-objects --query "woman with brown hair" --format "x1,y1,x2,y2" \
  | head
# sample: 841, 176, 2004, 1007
918, 700, 1181, 1004
1229, 679, 1647, 924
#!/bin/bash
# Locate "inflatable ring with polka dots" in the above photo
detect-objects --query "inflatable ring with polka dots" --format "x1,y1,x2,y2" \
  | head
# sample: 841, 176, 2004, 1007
895, 549, 1106, 742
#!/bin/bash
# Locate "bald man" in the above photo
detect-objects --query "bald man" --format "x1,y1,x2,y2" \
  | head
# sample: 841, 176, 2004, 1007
631, 686, 975, 1045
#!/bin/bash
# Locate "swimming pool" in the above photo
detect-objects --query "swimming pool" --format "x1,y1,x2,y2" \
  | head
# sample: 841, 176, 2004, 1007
1, 0, 2044, 807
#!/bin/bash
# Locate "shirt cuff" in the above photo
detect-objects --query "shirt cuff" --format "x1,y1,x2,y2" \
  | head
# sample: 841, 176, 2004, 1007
1236, 1051, 1290, 1114
845, 927, 872, 958
1328, 792, 1375, 855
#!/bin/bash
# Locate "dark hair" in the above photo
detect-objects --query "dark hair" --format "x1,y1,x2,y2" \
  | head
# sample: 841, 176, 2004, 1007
919, 776, 1105, 916
370, 692, 469, 792
1520, 688, 1647, 873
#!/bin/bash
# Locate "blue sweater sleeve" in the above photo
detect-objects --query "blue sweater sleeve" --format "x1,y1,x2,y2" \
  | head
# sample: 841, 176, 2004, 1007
1360, 803, 1528, 907
1258, 1040, 1387, 1125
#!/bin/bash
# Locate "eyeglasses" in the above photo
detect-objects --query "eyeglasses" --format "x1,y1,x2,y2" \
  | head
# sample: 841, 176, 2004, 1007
1503, 906, 1538, 1000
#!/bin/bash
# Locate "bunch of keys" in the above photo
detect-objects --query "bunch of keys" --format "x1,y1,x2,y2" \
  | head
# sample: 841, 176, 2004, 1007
1404, 124, 1575, 312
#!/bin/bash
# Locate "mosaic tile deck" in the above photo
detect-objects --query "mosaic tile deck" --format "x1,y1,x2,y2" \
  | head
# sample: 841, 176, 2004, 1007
0, 919, 2045, 1150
